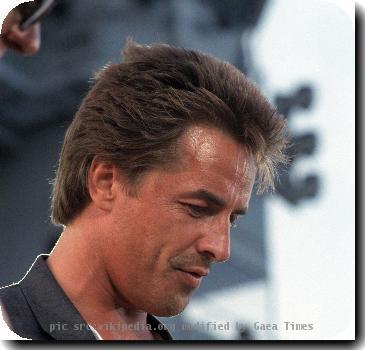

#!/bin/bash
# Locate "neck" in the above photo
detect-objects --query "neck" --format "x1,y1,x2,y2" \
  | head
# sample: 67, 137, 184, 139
46, 217, 154, 340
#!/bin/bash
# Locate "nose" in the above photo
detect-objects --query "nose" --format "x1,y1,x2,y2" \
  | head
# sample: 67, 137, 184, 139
195, 220, 230, 263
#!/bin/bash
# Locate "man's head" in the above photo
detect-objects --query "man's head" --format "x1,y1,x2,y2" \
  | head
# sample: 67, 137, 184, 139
51, 41, 287, 316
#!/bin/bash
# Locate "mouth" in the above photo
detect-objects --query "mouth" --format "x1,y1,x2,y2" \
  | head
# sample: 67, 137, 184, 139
176, 268, 209, 288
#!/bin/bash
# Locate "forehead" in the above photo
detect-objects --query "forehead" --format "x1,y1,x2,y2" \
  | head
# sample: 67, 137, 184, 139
172, 125, 256, 200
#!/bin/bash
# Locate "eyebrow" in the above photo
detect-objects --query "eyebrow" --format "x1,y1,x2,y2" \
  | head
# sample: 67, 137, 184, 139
182, 189, 247, 215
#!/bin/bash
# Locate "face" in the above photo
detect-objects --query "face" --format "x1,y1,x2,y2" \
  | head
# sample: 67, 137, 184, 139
102, 125, 256, 316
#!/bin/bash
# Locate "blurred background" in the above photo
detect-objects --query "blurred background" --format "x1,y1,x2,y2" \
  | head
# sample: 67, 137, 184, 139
0, 0, 354, 340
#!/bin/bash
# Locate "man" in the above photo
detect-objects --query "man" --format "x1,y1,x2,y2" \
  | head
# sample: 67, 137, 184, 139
0, 40, 287, 340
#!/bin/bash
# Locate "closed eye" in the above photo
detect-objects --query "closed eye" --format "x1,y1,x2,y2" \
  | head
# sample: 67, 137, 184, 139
180, 201, 243, 228
184, 204, 210, 218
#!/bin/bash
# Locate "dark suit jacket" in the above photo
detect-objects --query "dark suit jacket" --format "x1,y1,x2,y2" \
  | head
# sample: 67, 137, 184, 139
0, 255, 172, 340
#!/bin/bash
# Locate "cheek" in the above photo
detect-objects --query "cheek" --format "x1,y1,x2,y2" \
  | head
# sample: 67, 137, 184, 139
109, 199, 203, 272
136, 210, 201, 272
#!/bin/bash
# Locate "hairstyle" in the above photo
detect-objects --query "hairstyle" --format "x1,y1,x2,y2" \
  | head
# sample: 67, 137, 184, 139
51, 40, 288, 226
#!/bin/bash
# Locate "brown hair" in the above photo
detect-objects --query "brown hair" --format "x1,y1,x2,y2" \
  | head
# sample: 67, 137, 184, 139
51, 40, 288, 226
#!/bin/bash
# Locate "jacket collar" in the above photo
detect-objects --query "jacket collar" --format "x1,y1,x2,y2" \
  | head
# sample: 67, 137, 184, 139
20, 254, 96, 340
19, 254, 172, 340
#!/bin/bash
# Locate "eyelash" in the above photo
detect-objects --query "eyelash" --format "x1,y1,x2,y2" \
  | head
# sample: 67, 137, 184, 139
186, 204, 209, 217
184, 204, 238, 228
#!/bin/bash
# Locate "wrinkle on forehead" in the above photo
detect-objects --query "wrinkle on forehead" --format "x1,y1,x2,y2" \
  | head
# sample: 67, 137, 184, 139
180, 125, 255, 172
177, 125, 256, 200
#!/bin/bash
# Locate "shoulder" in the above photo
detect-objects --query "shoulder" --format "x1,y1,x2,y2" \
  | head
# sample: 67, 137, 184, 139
0, 283, 52, 340
0, 282, 24, 312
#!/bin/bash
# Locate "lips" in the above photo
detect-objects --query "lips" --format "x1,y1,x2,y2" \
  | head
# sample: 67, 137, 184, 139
176, 267, 209, 288
180, 267, 209, 278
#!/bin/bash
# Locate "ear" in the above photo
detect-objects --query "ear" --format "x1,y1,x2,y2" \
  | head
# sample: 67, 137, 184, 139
87, 157, 120, 212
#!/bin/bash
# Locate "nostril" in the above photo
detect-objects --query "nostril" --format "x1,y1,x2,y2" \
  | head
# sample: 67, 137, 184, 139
189, 272, 200, 278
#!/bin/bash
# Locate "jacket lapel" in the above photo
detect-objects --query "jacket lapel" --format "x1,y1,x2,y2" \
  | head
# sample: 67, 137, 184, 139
19, 254, 96, 340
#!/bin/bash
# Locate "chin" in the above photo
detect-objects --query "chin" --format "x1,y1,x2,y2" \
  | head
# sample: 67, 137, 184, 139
152, 305, 187, 317
147, 294, 190, 317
